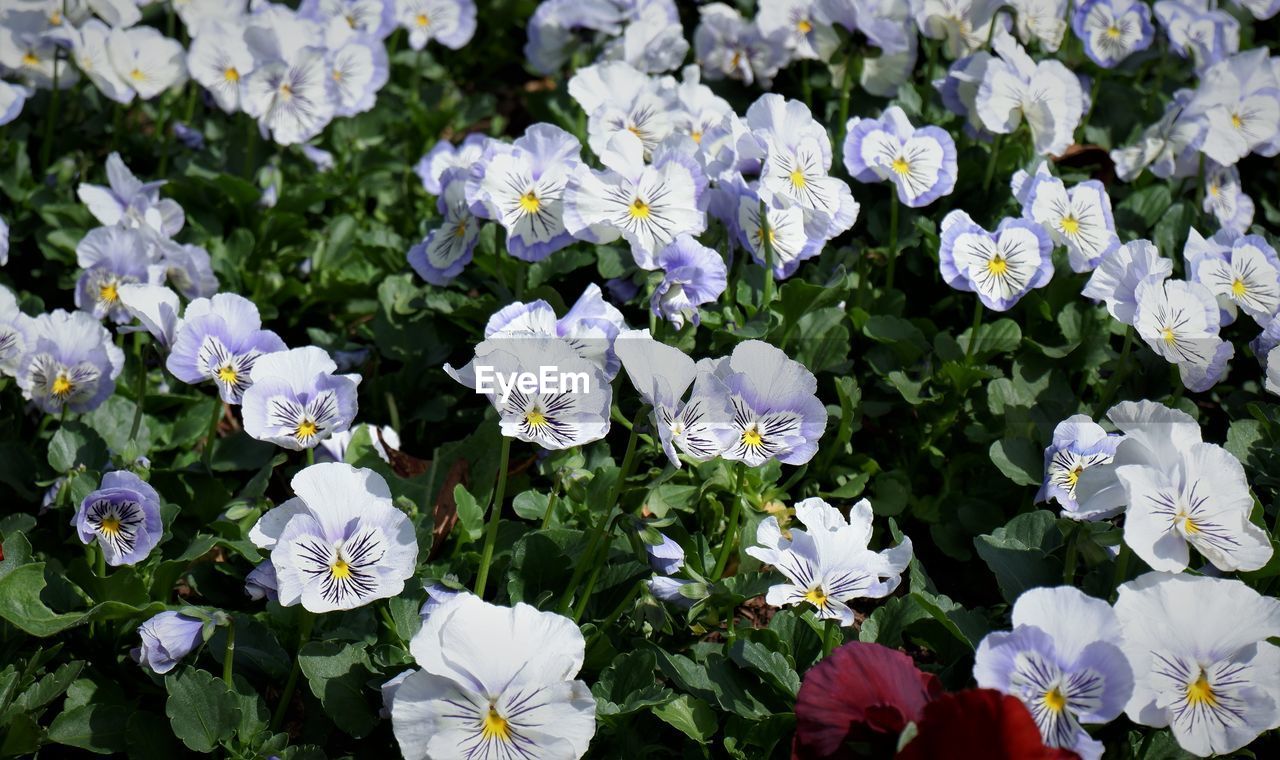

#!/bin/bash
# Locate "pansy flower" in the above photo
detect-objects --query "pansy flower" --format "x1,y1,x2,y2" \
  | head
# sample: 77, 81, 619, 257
245, 561, 279, 602
1202, 163, 1254, 235
734, 184, 829, 280
154, 239, 220, 300
445, 336, 613, 450
976, 34, 1084, 157
974, 587, 1133, 760
650, 235, 727, 329
1116, 572, 1280, 757
1110, 92, 1205, 181
391, 593, 596, 760
708, 340, 827, 466
1234, 0, 1280, 19
166, 293, 288, 404
17, 309, 125, 414
913, 0, 1002, 59
0, 284, 32, 377
693, 3, 788, 87
598, 0, 689, 74
1010, 0, 1069, 52
72, 19, 134, 105
74, 226, 162, 324
843, 106, 958, 208
395, 0, 477, 51
1118, 439, 1271, 573
568, 61, 673, 158
300, 0, 396, 39
414, 133, 489, 196
480, 283, 626, 378
188, 20, 254, 113
1155, 0, 1239, 71
1133, 278, 1230, 388
408, 168, 480, 286
615, 329, 737, 467
643, 530, 685, 575
132, 612, 205, 675
936, 50, 995, 137
72, 470, 163, 567
563, 132, 706, 269
1081, 239, 1173, 325
241, 347, 361, 451
243, 47, 336, 146
466, 123, 584, 262
1036, 415, 1120, 519
0, 80, 28, 126
76, 152, 184, 237
748, 497, 912, 624
117, 285, 183, 350
1073, 0, 1155, 68
1189, 233, 1280, 326
1194, 49, 1280, 167
939, 210, 1054, 311
323, 27, 389, 118
106, 26, 187, 101
750, 94, 858, 238
756, 0, 837, 62
1021, 167, 1120, 272
250, 463, 418, 612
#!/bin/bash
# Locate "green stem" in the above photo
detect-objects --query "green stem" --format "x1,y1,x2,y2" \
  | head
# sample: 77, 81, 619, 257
711, 465, 748, 581
558, 408, 645, 614
129, 336, 147, 440
40, 52, 62, 172
305, 447, 315, 467
202, 396, 222, 472
222, 619, 236, 687
270, 612, 313, 732
822, 619, 840, 657
1110, 543, 1131, 600
474, 436, 513, 598
835, 50, 860, 151
112, 102, 124, 152
885, 191, 900, 291
982, 134, 1004, 194
800, 59, 812, 108
964, 300, 985, 365
758, 200, 775, 309
1194, 153, 1206, 214
1062, 524, 1079, 584
539, 474, 562, 529
1096, 326, 1134, 413
96, 544, 106, 579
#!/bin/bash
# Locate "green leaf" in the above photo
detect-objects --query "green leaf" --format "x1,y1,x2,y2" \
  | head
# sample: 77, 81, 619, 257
47, 422, 108, 473
454, 483, 484, 543
651, 695, 717, 743
164, 667, 241, 753
8, 660, 83, 715
729, 637, 800, 698
858, 595, 928, 647
0, 563, 164, 637
298, 640, 377, 738
974, 511, 1063, 603
960, 318, 1022, 357
592, 650, 674, 716
988, 438, 1043, 487
511, 489, 549, 521
47, 703, 131, 754
125, 711, 179, 760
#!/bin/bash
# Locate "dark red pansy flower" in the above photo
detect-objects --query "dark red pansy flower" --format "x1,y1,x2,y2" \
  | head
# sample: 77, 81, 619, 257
897, 689, 1080, 760
793, 642, 943, 759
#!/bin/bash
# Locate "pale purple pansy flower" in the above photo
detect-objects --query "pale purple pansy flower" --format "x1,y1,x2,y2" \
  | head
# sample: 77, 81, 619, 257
1133, 278, 1232, 391
735, 183, 829, 280
651, 235, 727, 330
117, 284, 183, 350
1193, 49, 1280, 168
975, 34, 1084, 157
563, 131, 707, 270
936, 51, 994, 137
445, 335, 613, 450
693, 2, 789, 87
1008, 0, 1070, 51
396, 0, 477, 51
187, 20, 255, 113
1035, 415, 1121, 519
1081, 239, 1173, 325
324, 30, 389, 118
73, 470, 164, 567
614, 329, 737, 468
245, 561, 279, 601
644, 531, 685, 575
939, 210, 1054, 311
72, 19, 134, 106
74, 226, 163, 324
243, 47, 336, 146
974, 586, 1133, 760
466, 123, 585, 262
480, 283, 626, 379
250, 463, 418, 613
598, 0, 689, 74
711, 340, 828, 467
0, 80, 30, 126
379, 669, 415, 718
1110, 90, 1205, 181
172, 122, 206, 151
316, 423, 401, 464
843, 106, 958, 208
300, 0, 397, 39
1186, 233, 1280, 326
0, 285, 32, 377
913, 0, 1001, 59
569, 60, 674, 158
300, 144, 335, 172
1074, 0, 1155, 68
647, 576, 698, 607
17, 309, 125, 415
523, 0, 630, 75
1202, 163, 1255, 235
1116, 573, 1280, 757
1020, 167, 1120, 272
166, 293, 288, 404
106, 26, 187, 101
408, 168, 481, 286
132, 611, 205, 675
747, 497, 912, 625
414, 133, 489, 196
756, 0, 838, 62
241, 346, 361, 451
1155, 0, 1239, 71
155, 239, 220, 300
77, 152, 184, 238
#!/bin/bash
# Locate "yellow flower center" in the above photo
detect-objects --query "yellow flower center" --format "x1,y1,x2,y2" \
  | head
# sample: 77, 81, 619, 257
1161, 327, 1176, 345
217, 365, 238, 385
22, 52, 40, 67
1061, 215, 1080, 235
481, 706, 511, 742
50, 10, 62, 25
1186, 673, 1217, 706
729, 51, 742, 70
525, 409, 547, 428
803, 586, 827, 607
797, 19, 813, 33
1231, 113, 1243, 130
518, 191, 540, 214
99, 282, 119, 304
630, 198, 650, 219
690, 130, 703, 143
280, 83, 293, 98
415, 13, 430, 27
1067, 465, 1083, 488
225, 67, 240, 82
987, 255, 1009, 277
1177, 510, 1201, 534
1208, 182, 1220, 197
891, 157, 910, 175
331, 559, 351, 579
1232, 279, 1247, 297
129, 68, 146, 82
345, 14, 357, 28
333, 68, 344, 82
454, 218, 469, 238
789, 168, 806, 189
100, 515, 121, 535
296, 420, 318, 440
1106, 25, 1121, 39
51, 374, 74, 398
742, 427, 763, 448
1042, 687, 1067, 713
